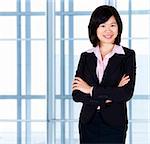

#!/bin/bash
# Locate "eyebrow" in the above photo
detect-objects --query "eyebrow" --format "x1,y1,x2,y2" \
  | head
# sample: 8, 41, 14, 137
100, 22, 117, 25
110, 22, 117, 24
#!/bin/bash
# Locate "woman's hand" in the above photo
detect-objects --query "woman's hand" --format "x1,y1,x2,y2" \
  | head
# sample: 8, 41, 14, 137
105, 74, 130, 104
72, 77, 92, 94
118, 74, 130, 87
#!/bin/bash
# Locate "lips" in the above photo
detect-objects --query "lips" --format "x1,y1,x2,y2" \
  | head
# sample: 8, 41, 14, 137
103, 35, 113, 39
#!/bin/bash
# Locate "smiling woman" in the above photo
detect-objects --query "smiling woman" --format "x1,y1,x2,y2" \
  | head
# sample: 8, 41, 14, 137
97, 16, 118, 46
72, 5, 136, 144
0, 0, 149, 144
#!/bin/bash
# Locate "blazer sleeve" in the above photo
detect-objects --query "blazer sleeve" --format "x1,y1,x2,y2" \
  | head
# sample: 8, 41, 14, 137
92, 50, 136, 103
72, 53, 105, 106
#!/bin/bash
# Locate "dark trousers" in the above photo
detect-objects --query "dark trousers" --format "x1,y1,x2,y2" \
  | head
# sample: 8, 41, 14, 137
79, 111, 127, 144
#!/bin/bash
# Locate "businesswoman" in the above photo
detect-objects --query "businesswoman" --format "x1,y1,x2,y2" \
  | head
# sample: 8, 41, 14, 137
72, 5, 136, 144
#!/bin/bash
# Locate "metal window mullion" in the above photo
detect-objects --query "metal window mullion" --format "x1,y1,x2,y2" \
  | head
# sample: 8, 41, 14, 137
0, 12, 45, 16
17, 0, 22, 144
47, 0, 56, 144
104, 0, 117, 7
105, 0, 109, 5
128, 0, 132, 144
25, 0, 31, 144
60, 0, 65, 144
148, 6, 150, 144
68, 0, 74, 143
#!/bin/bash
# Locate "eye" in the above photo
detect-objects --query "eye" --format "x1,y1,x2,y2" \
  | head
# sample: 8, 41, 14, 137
99, 24, 105, 28
111, 24, 117, 27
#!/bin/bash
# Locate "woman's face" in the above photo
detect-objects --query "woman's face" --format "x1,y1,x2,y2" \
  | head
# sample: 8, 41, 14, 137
96, 16, 118, 45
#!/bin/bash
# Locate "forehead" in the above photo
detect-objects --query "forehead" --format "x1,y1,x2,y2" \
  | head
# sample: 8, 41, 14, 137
103, 16, 117, 24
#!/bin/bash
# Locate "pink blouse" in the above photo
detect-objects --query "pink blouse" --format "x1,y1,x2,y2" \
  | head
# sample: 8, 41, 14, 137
87, 45, 125, 83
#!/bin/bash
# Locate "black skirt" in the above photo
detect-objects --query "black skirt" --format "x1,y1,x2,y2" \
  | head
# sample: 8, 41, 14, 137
79, 111, 127, 144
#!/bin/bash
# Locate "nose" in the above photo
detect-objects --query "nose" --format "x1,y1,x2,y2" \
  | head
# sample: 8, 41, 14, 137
105, 26, 111, 31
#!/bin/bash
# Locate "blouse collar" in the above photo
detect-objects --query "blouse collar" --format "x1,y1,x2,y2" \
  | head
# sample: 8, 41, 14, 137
87, 44, 125, 60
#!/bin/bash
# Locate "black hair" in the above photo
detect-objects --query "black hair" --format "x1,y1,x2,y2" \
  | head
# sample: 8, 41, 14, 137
88, 5, 123, 47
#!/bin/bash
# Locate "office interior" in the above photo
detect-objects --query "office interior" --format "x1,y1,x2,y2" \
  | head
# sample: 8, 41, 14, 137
0, 0, 149, 144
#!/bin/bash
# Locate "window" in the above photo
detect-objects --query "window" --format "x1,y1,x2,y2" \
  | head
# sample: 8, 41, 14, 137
0, 1, 47, 144
0, 0, 149, 144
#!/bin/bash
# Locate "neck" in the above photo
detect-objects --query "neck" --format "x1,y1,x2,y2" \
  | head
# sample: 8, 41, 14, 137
99, 43, 115, 59
99, 43, 115, 50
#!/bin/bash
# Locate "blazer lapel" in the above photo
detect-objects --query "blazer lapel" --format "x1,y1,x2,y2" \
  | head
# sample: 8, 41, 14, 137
101, 53, 125, 83
87, 53, 99, 85
86, 53, 125, 85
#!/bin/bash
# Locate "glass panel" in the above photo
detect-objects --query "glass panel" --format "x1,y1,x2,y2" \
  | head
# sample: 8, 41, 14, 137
116, 0, 129, 11
31, 16, 46, 39
65, 41, 69, 95
31, 0, 46, 12
65, 99, 69, 119
56, 16, 61, 39
120, 15, 129, 39
31, 41, 47, 95
132, 100, 148, 119
132, 0, 150, 10
72, 122, 79, 144
125, 123, 130, 144
74, 16, 90, 39
55, 121, 79, 144
22, 100, 26, 120
55, 0, 60, 11
132, 39, 150, 95
31, 100, 46, 120
56, 100, 78, 123
74, 0, 106, 11
65, 99, 77, 120
22, 122, 26, 144
121, 39, 129, 48
31, 122, 47, 144
132, 15, 149, 38
72, 102, 82, 119
0, 17, 16, 39
21, 41, 26, 95
64, 0, 69, 11
0, 122, 17, 144
56, 99, 61, 119
55, 122, 61, 144
134, 55, 149, 95
56, 40, 61, 95
56, 16, 69, 39
0, 100, 17, 119
65, 122, 79, 144
132, 39, 149, 55
64, 16, 69, 39
132, 123, 149, 144
0, 41, 17, 95
21, 0, 25, 12
21, 16, 26, 39
73, 52, 80, 76
0, 0, 16, 12
65, 122, 69, 143
74, 40, 91, 56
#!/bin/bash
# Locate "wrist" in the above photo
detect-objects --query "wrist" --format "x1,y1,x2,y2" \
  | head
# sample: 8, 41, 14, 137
89, 86, 93, 96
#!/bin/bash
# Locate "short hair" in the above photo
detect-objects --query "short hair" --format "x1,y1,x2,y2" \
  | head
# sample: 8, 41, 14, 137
88, 5, 123, 47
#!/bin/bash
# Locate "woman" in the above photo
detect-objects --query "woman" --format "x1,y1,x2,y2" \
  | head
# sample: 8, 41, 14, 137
72, 5, 136, 144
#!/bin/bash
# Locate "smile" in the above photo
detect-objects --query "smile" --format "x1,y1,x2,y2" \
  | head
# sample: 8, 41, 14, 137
103, 35, 113, 39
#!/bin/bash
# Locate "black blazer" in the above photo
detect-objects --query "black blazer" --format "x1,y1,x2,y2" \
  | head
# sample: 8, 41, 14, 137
72, 46, 136, 127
